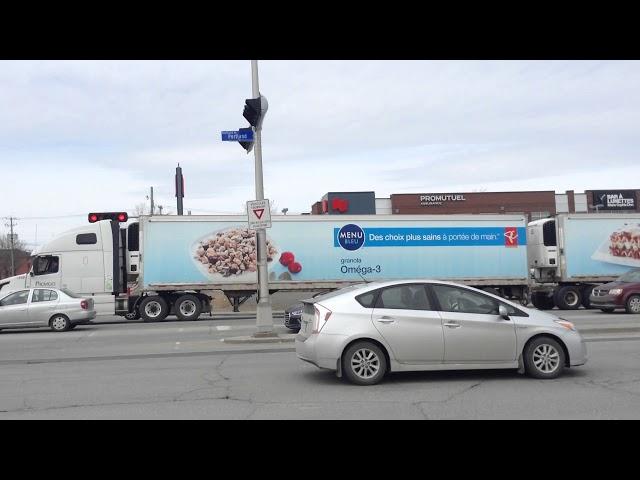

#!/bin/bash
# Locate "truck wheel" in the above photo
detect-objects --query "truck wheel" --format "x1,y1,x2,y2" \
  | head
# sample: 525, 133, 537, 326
625, 295, 640, 314
139, 296, 169, 322
581, 286, 594, 309
175, 294, 202, 321
554, 286, 582, 310
531, 292, 554, 310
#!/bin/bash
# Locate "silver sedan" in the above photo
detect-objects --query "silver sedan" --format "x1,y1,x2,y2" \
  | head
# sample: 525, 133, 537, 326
0, 288, 96, 332
296, 280, 588, 385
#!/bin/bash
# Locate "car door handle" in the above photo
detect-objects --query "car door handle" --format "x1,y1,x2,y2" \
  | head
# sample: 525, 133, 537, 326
377, 317, 395, 324
443, 322, 461, 329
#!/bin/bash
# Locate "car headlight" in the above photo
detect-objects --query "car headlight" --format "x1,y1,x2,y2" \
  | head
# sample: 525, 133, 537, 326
608, 288, 623, 296
554, 319, 576, 331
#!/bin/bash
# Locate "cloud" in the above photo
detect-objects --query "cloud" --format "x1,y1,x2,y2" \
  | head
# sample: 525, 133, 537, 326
2, 60, 640, 248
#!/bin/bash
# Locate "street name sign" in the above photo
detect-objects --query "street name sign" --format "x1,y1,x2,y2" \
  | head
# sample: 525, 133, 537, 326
221, 129, 254, 142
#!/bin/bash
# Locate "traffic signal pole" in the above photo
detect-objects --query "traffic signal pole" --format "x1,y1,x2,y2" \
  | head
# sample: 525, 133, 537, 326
251, 60, 274, 336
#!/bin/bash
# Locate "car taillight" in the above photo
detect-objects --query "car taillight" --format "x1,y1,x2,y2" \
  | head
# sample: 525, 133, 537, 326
80, 300, 88, 310
312, 303, 332, 333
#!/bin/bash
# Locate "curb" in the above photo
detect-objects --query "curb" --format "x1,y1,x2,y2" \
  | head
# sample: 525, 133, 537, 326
221, 334, 297, 344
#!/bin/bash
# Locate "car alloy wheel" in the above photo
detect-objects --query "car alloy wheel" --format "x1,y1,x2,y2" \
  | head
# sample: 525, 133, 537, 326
532, 343, 561, 374
351, 348, 381, 380
342, 341, 388, 386
627, 295, 640, 314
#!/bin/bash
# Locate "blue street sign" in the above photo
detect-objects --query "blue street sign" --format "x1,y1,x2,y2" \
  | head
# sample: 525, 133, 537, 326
221, 129, 254, 142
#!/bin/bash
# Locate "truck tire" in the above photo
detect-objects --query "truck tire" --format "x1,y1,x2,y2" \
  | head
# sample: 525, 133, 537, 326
531, 292, 555, 310
175, 294, 202, 321
139, 296, 169, 322
581, 286, 594, 309
554, 286, 582, 310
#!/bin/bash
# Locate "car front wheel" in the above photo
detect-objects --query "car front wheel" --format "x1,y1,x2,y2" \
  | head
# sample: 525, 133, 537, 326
342, 341, 387, 386
523, 337, 565, 379
625, 295, 640, 314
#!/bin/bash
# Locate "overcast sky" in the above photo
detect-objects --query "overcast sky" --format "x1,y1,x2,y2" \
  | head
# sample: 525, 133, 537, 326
1, 60, 639, 250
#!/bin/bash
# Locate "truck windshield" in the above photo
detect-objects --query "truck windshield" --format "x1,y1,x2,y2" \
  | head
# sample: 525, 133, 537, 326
617, 270, 640, 283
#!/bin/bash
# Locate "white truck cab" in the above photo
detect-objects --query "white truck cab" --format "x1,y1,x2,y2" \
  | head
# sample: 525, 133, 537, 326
0, 220, 126, 315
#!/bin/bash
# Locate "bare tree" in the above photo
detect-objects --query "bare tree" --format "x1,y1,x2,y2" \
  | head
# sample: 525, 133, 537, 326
130, 202, 148, 216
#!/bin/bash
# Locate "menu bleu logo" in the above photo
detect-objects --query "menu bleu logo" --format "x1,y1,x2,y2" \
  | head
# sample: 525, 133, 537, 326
338, 224, 365, 251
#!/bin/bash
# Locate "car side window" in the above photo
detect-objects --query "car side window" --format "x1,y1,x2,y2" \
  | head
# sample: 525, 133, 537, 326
33, 289, 58, 303
0, 290, 30, 306
356, 290, 378, 308
376, 284, 432, 310
431, 284, 500, 315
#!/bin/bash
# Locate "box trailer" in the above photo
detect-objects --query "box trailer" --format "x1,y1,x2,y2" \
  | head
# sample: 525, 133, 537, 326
1, 214, 531, 321
528, 213, 640, 309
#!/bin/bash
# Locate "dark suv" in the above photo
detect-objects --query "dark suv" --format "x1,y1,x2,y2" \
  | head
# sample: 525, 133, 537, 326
590, 269, 640, 314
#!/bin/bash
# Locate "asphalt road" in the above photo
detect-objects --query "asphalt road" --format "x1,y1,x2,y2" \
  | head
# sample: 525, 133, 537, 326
0, 309, 639, 419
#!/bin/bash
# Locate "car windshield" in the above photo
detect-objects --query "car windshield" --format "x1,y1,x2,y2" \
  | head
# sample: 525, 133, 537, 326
617, 270, 640, 283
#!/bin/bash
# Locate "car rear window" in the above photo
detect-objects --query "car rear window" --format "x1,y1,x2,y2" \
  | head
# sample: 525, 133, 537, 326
356, 290, 378, 308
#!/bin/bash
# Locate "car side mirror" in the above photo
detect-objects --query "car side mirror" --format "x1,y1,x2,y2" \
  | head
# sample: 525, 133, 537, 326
499, 304, 510, 320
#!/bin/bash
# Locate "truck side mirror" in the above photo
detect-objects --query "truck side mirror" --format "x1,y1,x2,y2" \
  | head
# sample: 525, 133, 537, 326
29, 271, 34, 277
499, 304, 510, 320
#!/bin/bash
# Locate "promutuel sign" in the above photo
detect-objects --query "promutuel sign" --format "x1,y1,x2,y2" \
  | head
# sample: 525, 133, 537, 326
420, 194, 466, 206
593, 191, 636, 210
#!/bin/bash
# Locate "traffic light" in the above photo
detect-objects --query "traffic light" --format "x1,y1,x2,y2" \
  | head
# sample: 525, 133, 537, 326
238, 127, 255, 153
242, 95, 268, 130
88, 212, 128, 223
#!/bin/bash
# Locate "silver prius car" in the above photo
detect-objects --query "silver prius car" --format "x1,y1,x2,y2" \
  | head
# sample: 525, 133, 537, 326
296, 280, 587, 385
0, 288, 96, 332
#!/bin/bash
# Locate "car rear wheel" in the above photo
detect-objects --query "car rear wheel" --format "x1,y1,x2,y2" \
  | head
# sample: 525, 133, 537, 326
139, 296, 169, 322
523, 337, 565, 379
50, 314, 71, 332
625, 295, 640, 314
342, 341, 387, 386
175, 294, 202, 321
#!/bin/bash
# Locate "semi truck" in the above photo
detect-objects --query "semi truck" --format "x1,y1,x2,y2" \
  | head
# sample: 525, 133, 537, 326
0, 214, 531, 321
527, 213, 640, 310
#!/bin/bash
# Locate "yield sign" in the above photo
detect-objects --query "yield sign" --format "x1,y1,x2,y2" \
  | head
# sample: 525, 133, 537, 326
247, 199, 272, 229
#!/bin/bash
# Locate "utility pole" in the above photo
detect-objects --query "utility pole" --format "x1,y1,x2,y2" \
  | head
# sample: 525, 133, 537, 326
4, 216, 17, 276
175, 164, 184, 215
150, 187, 155, 215
251, 60, 274, 336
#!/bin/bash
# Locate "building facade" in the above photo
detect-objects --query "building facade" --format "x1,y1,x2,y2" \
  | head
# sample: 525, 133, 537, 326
311, 189, 640, 222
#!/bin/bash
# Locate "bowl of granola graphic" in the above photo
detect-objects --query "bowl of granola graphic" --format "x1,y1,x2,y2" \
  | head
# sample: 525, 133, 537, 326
192, 227, 278, 280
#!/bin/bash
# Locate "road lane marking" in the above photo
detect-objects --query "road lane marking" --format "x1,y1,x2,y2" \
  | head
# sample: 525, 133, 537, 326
216, 326, 232, 331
